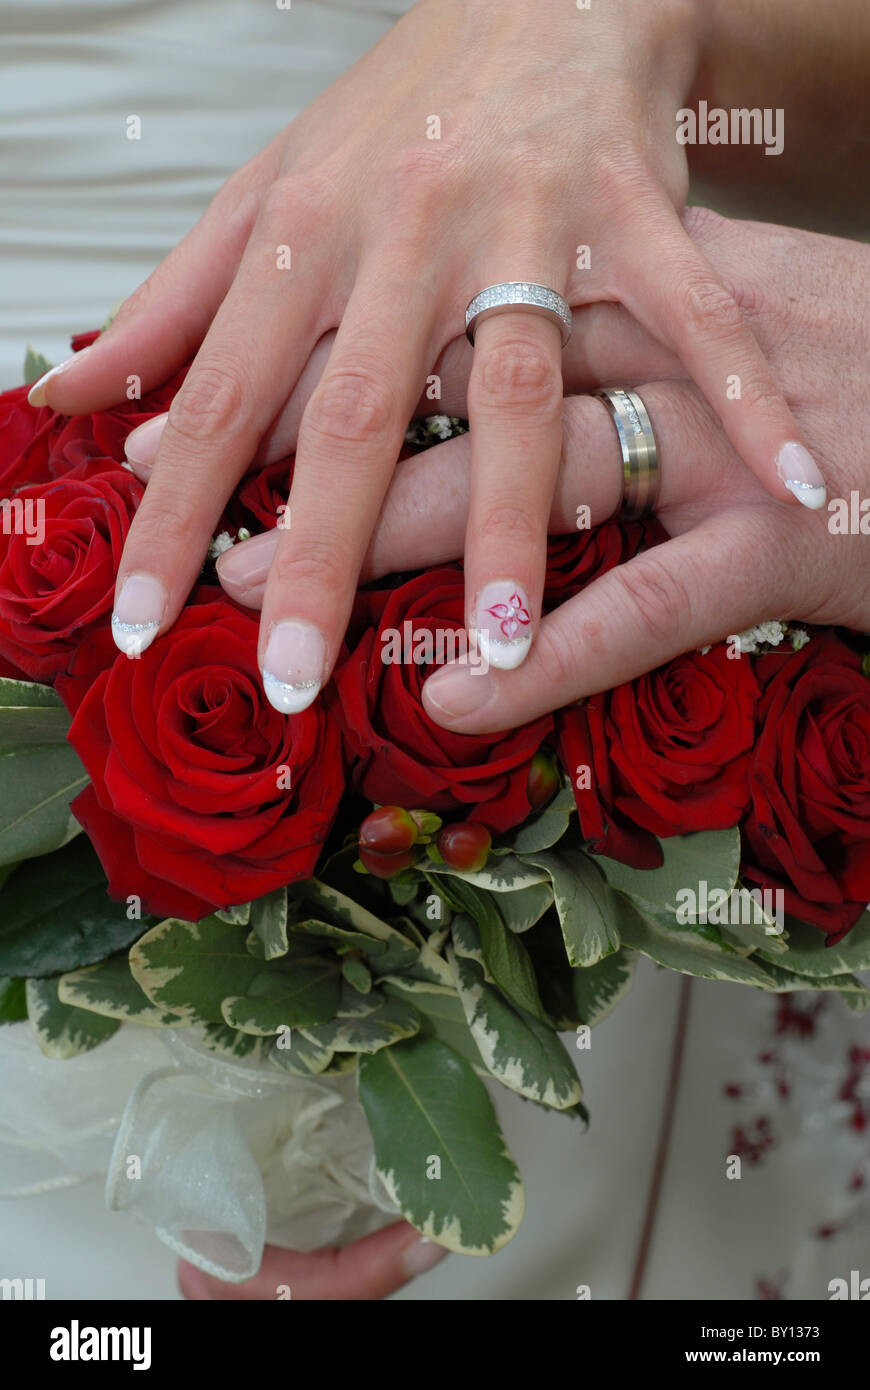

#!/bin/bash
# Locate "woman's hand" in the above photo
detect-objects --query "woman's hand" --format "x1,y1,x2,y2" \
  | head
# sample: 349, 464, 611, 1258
215, 211, 870, 731
30, 0, 821, 711
178, 1223, 447, 1300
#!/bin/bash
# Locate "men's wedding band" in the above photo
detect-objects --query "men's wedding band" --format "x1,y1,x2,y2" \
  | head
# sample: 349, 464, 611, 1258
595, 387, 660, 520
465, 283, 573, 348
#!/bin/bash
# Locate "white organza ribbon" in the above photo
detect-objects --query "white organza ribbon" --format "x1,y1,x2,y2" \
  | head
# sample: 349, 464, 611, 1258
0, 1023, 398, 1283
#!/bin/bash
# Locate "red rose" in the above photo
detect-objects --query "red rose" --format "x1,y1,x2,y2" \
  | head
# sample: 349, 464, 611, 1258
0, 466, 143, 680
742, 631, 870, 941
0, 385, 62, 491
234, 456, 293, 532
67, 589, 344, 919
331, 568, 552, 833
544, 517, 667, 605
46, 362, 189, 478
559, 643, 759, 865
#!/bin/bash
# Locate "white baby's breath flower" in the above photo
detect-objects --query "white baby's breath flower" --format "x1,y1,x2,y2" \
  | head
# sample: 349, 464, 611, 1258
789, 627, 810, 651
208, 531, 235, 559
734, 620, 787, 654
429, 414, 453, 440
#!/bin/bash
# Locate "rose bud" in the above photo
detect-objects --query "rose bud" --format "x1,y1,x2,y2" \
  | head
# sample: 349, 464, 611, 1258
358, 845, 418, 879
437, 823, 492, 873
359, 805, 418, 855
527, 750, 560, 810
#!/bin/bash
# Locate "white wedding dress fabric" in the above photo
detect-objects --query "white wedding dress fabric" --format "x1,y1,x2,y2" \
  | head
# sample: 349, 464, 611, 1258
1, 0, 868, 1300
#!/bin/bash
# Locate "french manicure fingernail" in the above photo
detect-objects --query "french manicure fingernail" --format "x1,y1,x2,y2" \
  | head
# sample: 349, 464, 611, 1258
474, 580, 533, 670
400, 1237, 449, 1280
216, 530, 275, 593
262, 620, 325, 714
776, 441, 827, 511
125, 413, 168, 471
424, 663, 495, 719
27, 346, 94, 407
112, 572, 167, 657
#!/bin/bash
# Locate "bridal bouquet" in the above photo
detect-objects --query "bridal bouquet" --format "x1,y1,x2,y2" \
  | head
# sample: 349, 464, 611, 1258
1, 330, 869, 1262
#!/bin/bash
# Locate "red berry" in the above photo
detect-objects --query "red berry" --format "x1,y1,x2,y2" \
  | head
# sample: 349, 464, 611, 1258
527, 750, 559, 810
437, 823, 491, 873
359, 845, 417, 880
359, 806, 417, 855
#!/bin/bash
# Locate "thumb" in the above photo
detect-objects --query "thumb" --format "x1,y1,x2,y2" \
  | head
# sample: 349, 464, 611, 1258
177, 1222, 448, 1301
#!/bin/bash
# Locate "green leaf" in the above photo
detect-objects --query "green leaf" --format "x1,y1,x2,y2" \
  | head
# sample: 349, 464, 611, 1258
764, 912, 870, 978
520, 848, 620, 967
508, 783, 575, 853
129, 915, 266, 1025
26, 977, 119, 1058
23, 347, 54, 384
300, 991, 420, 1055
423, 853, 550, 894
0, 679, 72, 752
291, 916, 388, 960
214, 902, 251, 926
717, 886, 789, 956
0, 838, 153, 977
199, 1023, 270, 1063
595, 827, 741, 917
301, 878, 418, 974
358, 1036, 524, 1254
221, 958, 342, 1035
381, 976, 485, 1072
0, 976, 27, 1024
269, 1029, 334, 1076
443, 878, 547, 1022
748, 958, 870, 1004
0, 741, 88, 867
342, 956, 372, 994
560, 948, 637, 1027
495, 880, 555, 934
249, 886, 289, 960
57, 955, 183, 1027
612, 894, 785, 988
449, 943, 582, 1110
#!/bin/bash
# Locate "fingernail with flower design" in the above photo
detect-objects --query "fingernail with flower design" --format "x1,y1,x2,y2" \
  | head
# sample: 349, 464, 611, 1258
473, 581, 533, 671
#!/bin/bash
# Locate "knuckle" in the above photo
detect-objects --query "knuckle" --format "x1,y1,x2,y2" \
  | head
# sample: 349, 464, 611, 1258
531, 622, 578, 693
168, 360, 248, 443
302, 369, 396, 448
610, 554, 693, 646
271, 538, 351, 594
258, 173, 325, 236
473, 339, 560, 412
736, 375, 784, 416
679, 275, 745, 340
476, 501, 540, 549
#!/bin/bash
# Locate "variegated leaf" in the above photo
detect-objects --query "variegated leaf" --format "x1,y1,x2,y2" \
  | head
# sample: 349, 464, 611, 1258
249, 887, 288, 958
508, 783, 575, 853
58, 955, 184, 1027
381, 976, 485, 1072
448, 946, 582, 1110
595, 827, 741, 916
358, 1035, 524, 1254
26, 977, 119, 1058
519, 848, 620, 967
221, 958, 341, 1035
299, 992, 420, 1055
763, 911, 870, 978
